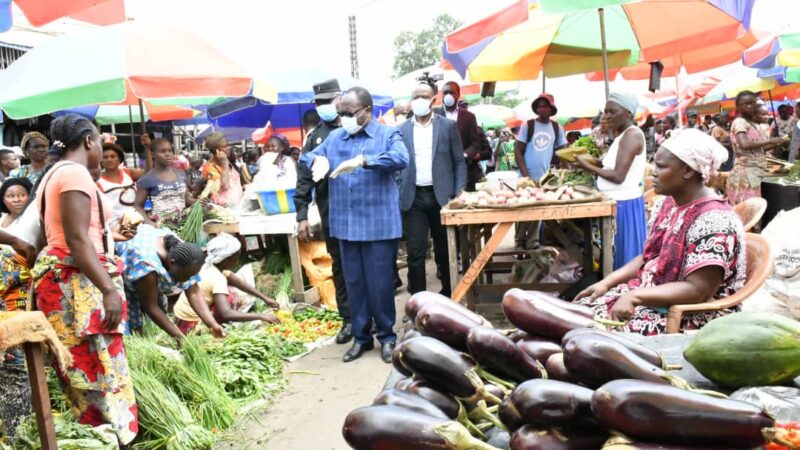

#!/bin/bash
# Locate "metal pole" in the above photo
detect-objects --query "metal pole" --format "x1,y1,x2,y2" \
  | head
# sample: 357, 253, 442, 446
767, 89, 778, 128
541, 75, 546, 93
138, 98, 152, 169
348, 15, 360, 79
128, 105, 138, 167
598, 8, 610, 101
676, 75, 683, 129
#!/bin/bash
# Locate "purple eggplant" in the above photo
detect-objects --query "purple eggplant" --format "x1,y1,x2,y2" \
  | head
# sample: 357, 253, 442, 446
399, 336, 501, 404
509, 379, 594, 428
416, 302, 483, 352
510, 425, 608, 450
405, 291, 489, 325
521, 290, 595, 318
484, 383, 506, 401
499, 396, 526, 432
562, 334, 670, 388
544, 353, 578, 384
592, 380, 774, 448
393, 377, 414, 391
508, 330, 529, 342
342, 405, 501, 450
392, 340, 414, 377
401, 381, 461, 420
517, 336, 563, 364
466, 326, 547, 383
602, 436, 761, 450
373, 388, 449, 419
503, 288, 601, 340
400, 328, 422, 343
562, 328, 666, 368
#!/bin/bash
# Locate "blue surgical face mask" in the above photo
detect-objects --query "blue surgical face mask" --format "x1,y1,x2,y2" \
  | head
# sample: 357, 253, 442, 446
316, 103, 338, 122
411, 98, 432, 117
443, 94, 456, 108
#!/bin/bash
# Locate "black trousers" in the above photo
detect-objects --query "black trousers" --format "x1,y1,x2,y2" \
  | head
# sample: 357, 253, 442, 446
404, 187, 451, 296
323, 222, 350, 323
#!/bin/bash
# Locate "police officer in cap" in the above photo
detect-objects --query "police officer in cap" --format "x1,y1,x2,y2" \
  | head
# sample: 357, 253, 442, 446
294, 79, 352, 344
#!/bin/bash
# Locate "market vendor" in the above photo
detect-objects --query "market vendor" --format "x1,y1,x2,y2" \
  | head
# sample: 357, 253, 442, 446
116, 224, 224, 340
173, 233, 279, 333
575, 92, 647, 270
726, 90, 787, 205
203, 132, 243, 208
11, 131, 48, 185
98, 142, 147, 222
574, 129, 745, 335
134, 138, 196, 230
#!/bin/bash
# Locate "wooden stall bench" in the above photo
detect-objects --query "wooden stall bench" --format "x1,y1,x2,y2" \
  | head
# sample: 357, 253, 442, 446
441, 198, 617, 309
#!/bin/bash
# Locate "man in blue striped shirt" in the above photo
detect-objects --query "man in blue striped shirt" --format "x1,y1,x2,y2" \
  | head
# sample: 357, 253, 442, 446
300, 87, 409, 363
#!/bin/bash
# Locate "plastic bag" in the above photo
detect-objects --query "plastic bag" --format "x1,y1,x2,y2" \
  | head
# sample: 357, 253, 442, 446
731, 386, 800, 422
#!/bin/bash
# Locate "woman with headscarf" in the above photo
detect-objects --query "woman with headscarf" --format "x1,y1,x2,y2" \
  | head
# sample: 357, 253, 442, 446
573, 129, 745, 335
173, 233, 279, 333
202, 132, 243, 208
726, 91, 787, 205
12, 131, 49, 185
575, 92, 647, 270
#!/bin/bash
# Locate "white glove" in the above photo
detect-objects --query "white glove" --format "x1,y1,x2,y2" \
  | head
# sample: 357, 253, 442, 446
330, 155, 365, 179
311, 156, 330, 182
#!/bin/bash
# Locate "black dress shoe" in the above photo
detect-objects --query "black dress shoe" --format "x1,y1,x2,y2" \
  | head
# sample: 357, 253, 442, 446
343, 342, 374, 362
380, 341, 396, 363
335, 322, 353, 344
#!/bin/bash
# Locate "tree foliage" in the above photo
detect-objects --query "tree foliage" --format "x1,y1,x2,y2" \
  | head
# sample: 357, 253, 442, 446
392, 14, 462, 79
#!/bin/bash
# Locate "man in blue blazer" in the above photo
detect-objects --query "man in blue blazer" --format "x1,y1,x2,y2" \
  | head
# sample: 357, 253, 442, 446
398, 81, 466, 297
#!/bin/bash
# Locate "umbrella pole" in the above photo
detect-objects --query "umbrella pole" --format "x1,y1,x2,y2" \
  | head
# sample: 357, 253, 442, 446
542, 75, 546, 93
128, 105, 138, 167
138, 99, 152, 170
676, 75, 683, 129
598, 7, 610, 101
768, 89, 778, 128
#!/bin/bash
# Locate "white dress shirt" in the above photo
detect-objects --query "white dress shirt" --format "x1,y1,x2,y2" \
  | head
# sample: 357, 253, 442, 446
413, 115, 435, 186
445, 108, 459, 122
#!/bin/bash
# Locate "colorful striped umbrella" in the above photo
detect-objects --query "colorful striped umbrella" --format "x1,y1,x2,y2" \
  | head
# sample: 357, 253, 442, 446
204, 67, 392, 146
442, 0, 756, 93
0, 0, 125, 32
743, 31, 800, 83
469, 104, 522, 130
55, 103, 201, 125
0, 21, 275, 119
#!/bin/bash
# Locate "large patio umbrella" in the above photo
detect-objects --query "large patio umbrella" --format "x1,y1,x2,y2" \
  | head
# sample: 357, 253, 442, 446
0, 21, 275, 119
469, 104, 521, 130
442, 0, 756, 99
205, 67, 392, 146
0, 0, 125, 31
744, 31, 800, 83
55, 103, 201, 125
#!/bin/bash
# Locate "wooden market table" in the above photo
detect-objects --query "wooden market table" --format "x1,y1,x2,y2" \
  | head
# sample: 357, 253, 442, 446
204, 206, 321, 304
0, 311, 74, 450
441, 198, 617, 307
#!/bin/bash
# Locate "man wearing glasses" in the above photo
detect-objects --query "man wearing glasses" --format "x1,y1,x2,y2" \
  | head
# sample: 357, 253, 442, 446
300, 87, 409, 363
295, 79, 353, 346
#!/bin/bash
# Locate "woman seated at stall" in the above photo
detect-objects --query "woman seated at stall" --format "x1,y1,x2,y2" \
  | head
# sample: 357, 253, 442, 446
574, 129, 746, 335
134, 138, 196, 230
115, 224, 224, 340
97, 142, 147, 223
173, 233, 279, 333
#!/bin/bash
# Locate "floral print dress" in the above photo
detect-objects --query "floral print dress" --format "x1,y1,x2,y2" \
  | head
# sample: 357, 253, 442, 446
577, 196, 746, 335
726, 117, 768, 205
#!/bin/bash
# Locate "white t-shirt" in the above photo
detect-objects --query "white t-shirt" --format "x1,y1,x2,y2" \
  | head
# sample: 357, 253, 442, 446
2, 203, 43, 249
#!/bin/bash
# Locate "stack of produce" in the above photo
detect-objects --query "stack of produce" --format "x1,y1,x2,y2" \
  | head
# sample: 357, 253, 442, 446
7, 412, 117, 450
449, 185, 590, 209
270, 307, 342, 343
342, 289, 800, 450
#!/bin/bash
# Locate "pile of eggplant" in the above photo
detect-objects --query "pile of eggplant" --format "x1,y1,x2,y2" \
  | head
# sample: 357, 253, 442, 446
342, 289, 794, 450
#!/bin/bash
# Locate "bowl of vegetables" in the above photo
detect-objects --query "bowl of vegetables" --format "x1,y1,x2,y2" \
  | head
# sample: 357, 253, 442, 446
556, 136, 602, 164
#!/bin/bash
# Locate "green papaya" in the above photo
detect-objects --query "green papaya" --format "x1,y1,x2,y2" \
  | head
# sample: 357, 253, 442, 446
684, 312, 800, 388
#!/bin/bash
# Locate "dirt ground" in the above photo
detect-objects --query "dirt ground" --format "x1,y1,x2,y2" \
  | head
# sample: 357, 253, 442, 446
214, 264, 432, 450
